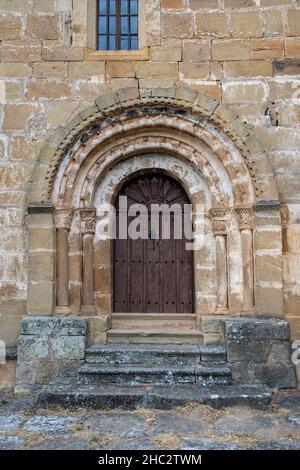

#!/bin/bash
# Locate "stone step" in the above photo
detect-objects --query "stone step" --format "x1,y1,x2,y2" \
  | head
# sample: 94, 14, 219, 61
78, 364, 232, 386
111, 313, 198, 329
107, 328, 203, 344
37, 382, 272, 410
85, 343, 227, 366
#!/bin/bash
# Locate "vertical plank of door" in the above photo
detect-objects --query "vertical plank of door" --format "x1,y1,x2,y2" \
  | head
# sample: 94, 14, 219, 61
163, 214, 177, 313
129, 227, 144, 313
146, 215, 160, 312
114, 214, 128, 312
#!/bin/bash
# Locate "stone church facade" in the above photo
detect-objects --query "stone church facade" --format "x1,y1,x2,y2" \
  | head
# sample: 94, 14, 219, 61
0, 0, 300, 398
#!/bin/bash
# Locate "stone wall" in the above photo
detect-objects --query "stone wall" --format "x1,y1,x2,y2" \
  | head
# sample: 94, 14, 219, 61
202, 316, 296, 389
15, 316, 87, 393
0, 1, 300, 349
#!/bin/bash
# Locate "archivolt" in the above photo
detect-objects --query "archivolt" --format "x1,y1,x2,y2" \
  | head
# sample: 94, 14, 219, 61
28, 86, 279, 205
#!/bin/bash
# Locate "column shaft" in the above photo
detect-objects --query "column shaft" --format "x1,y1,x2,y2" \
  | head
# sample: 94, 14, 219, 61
54, 208, 74, 313
241, 228, 254, 311
82, 233, 94, 306
235, 207, 255, 313
216, 234, 228, 311
56, 228, 69, 306
80, 208, 96, 314
211, 209, 228, 313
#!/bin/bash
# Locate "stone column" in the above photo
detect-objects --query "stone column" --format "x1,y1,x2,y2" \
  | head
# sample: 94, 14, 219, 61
211, 209, 228, 313
80, 208, 96, 315
54, 207, 74, 314
235, 207, 255, 313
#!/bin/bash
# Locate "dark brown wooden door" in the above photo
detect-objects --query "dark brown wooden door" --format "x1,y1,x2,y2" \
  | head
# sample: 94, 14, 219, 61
113, 173, 194, 313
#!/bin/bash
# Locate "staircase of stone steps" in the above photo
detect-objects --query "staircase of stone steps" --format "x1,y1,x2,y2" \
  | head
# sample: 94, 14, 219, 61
79, 344, 231, 386
37, 343, 272, 410
107, 329, 203, 344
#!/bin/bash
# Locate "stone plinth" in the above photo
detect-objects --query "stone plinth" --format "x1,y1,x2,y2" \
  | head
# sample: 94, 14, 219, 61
15, 316, 88, 393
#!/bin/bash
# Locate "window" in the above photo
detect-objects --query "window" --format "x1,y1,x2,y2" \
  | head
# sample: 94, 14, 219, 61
97, 0, 139, 51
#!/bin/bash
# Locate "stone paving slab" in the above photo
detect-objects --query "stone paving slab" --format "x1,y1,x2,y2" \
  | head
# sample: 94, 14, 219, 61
22, 415, 83, 434
85, 412, 147, 438
180, 438, 244, 451
0, 391, 299, 450
214, 414, 279, 436
99, 438, 159, 451
32, 439, 93, 450
0, 415, 23, 433
151, 412, 206, 435
0, 436, 25, 450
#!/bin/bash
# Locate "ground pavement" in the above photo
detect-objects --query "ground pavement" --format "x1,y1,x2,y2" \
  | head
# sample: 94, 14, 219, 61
0, 390, 299, 450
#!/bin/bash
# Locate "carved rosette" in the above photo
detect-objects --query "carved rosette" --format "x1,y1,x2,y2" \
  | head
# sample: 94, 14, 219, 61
54, 207, 74, 230
235, 207, 254, 230
210, 208, 228, 236
80, 208, 96, 235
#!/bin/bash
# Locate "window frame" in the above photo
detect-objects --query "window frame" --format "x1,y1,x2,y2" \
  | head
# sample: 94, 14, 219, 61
83, 0, 148, 61
97, 0, 139, 52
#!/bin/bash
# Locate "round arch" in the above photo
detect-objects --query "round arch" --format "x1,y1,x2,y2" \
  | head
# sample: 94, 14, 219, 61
28, 86, 279, 205
26, 86, 283, 323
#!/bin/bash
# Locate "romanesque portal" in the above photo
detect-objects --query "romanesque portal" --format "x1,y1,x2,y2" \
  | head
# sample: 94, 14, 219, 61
14, 87, 295, 393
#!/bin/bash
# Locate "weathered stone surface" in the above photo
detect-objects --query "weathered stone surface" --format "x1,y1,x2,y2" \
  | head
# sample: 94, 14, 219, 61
224, 318, 290, 341
273, 393, 300, 410
26, 80, 71, 99
23, 415, 82, 434
0, 436, 25, 450
49, 336, 86, 360
0, 16, 22, 40
27, 14, 59, 40
285, 413, 300, 427
100, 438, 158, 451
161, 12, 193, 38
227, 339, 271, 363
232, 12, 264, 38
152, 412, 205, 435
180, 438, 243, 451
0, 415, 23, 433
254, 364, 296, 389
32, 438, 93, 450
196, 13, 229, 38
86, 412, 146, 437
20, 317, 88, 337
38, 383, 272, 410
251, 440, 300, 450
214, 414, 278, 435
2, 104, 38, 130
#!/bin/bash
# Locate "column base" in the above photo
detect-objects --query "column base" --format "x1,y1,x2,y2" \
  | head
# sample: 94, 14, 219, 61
55, 306, 72, 315
241, 308, 255, 315
81, 305, 97, 316
215, 308, 229, 315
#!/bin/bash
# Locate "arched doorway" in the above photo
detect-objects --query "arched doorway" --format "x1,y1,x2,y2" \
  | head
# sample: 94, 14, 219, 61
113, 172, 195, 314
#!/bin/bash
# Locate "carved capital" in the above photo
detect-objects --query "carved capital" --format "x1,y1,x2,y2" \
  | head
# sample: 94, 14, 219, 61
80, 208, 96, 235
235, 207, 254, 230
54, 207, 74, 230
210, 208, 227, 236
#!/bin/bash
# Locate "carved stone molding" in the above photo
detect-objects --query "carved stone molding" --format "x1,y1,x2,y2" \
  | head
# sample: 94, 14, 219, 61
28, 203, 54, 215
255, 201, 281, 215
80, 208, 96, 234
210, 208, 228, 236
54, 207, 74, 230
235, 207, 254, 230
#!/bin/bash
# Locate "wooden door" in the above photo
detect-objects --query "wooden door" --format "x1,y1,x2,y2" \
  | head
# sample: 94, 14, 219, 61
113, 173, 194, 313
